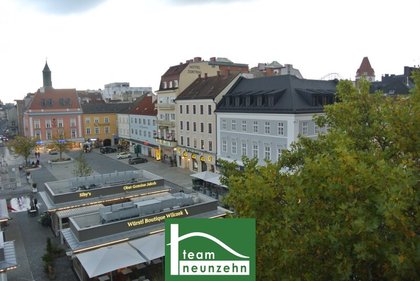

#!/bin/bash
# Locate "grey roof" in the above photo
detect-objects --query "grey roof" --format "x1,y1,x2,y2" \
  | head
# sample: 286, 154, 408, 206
81, 102, 131, 114
176, 74, 238, 100
215, 75, 337, 114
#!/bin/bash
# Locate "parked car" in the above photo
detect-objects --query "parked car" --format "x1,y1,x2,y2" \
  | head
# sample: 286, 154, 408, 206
117, 152, 132, 159
128, 157, 148, 164
100, 147, 117, 154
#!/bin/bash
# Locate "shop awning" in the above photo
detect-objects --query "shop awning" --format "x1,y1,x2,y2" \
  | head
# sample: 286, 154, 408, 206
128, 232, 165, 262
76, 243, 146, 278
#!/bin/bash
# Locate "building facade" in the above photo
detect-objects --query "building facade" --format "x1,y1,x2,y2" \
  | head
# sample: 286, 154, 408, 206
215, 75, 337, 167
175, 73, 242, 172
81, 103, 130, 146
128, 95, 159, 159
102, 82, 152, 102
155, 57, 248, 165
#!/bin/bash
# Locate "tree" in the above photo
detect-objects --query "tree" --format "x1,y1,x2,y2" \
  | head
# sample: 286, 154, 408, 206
7, 136, 37, 166
73, 151, 92, 177
220, 74, 420, 280
50, 134, 70, 160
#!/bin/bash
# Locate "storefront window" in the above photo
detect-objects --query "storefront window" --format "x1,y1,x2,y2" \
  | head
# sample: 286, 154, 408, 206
192, 159, 198, 171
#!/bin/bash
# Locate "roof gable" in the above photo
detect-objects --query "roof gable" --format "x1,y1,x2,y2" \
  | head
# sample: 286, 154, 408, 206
28, 88, 81, 111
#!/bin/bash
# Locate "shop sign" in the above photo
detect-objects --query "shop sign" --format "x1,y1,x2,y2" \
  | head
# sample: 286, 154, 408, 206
183, 151, 188, 157
199, 156, 205, 162
208, 156, 213, 162
191, 154, 196, 159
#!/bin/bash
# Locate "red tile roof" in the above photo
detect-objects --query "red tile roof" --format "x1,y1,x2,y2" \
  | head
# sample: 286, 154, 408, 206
28, 88, 81, 111
129, 96, 157, 116
356, 57, 375, 76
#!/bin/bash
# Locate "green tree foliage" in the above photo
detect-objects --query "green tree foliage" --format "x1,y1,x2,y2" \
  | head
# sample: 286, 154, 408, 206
73, 151, 92, 177
50, 134, 70, 160
7, 136, 37, 166
221, 73, 420, 280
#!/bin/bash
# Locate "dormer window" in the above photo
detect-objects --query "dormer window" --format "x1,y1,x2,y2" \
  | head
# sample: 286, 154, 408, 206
169, 81, 173, 88
163, 81, 167, 89
174, 80, 179, 87
257, 96, 263, 106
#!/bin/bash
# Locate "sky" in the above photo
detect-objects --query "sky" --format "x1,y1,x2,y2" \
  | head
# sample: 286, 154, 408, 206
1, 0, 419, 104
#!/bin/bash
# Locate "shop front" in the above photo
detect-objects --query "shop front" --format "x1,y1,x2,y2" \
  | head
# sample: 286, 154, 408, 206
178, 149, 215, 173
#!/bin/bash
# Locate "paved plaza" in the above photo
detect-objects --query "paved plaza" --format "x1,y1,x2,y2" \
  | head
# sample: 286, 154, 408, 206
1, 147, 194, 281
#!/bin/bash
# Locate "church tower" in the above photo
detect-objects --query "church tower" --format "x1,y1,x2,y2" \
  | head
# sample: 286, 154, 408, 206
43, 61, 52, 88
356, 57, 375, 82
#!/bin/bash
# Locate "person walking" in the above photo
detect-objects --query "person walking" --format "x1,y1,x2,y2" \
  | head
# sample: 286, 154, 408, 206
26, 172, 31, 184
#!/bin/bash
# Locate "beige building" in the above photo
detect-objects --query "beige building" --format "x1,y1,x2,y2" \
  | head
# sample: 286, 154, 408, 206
155, 57, 248, 165
175, 73, 241, 172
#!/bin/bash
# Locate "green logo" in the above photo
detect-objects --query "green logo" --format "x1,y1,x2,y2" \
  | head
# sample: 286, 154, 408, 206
165, 218, 255, 281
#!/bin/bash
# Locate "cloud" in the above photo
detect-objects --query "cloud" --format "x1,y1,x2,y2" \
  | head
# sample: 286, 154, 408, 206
17, 0, 107, 15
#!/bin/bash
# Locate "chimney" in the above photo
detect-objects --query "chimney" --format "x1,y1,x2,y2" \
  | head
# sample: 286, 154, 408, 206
194, 57, 202, 62
210, 57, 216, 62
204, 73, 208, 79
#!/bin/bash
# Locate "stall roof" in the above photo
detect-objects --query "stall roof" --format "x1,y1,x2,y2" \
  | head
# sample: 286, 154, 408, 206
76, 242, 147, 278
0, 240, 17, 272
56, 204, 104, 219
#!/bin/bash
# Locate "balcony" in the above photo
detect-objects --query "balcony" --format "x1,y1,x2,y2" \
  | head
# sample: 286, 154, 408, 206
155, 137, 177, 148
157, 120, 175, 127
157, 103, 175, 110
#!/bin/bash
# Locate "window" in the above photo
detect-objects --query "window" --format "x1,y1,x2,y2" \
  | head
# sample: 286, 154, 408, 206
163, 81, 167, 89
209, 141, 213, 152
180, 121, 183, 130
135, 129, 138, 135
200, 123, 204, 132
169, 81, 173, 88
193, 122, 196, 132
222, 120, 227, 130
315, 124, 320, 134
86, 128, 91, 135
264, 146, 271, 161
277, 147, 282, 159
252, 143, 258, 158
85, 117, 90, 124
71, 129, 77, 138
302, 121, 309, 135
174, 80, 178, 87
105, 126, 110, 134
208, 123, 212, 134
186, 121, 190, 131
180, 136, 184, 145
264, 122, 270, 134
180, 105, 183, 114
208, 105, 212, 115
278, 122, 285, 135
94, 118, 99, 124
186, 105, 189, 114
148, 119, 150, 126
148, 132, 151, 138
70, 118, 76, 127
193, 105, 196, 114
241, 143, 247, 156
232, 141, 237, 154
201, 139, 205, 150
222, 140, 227, 153
193, 138, 197, 148
187, 137, 190, 147
95, 127, 100, 134
253, 121, 258, 133
34, 120, 40, 129
231, 120, 237, 130
143, 119, 146, 125
171, 114, 175, 120
45, 120, 52, 128
200, 105, 204, 114
153, 120, 156, 126
242, 120, 247, 132
46, 130, 52, 140
104, 117, 109, 123
57, 119, 64, 128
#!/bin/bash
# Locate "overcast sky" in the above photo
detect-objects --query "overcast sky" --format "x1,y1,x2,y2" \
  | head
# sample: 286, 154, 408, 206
1, 0, 419, 104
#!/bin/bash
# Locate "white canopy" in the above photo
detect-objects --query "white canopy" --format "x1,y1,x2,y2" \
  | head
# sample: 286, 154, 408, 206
76, 243, 146, 278
129, 232, 165, 262
191, 171, 227, 188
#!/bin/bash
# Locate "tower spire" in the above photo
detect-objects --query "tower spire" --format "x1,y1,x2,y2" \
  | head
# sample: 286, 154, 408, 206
43, 60, 52, 88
